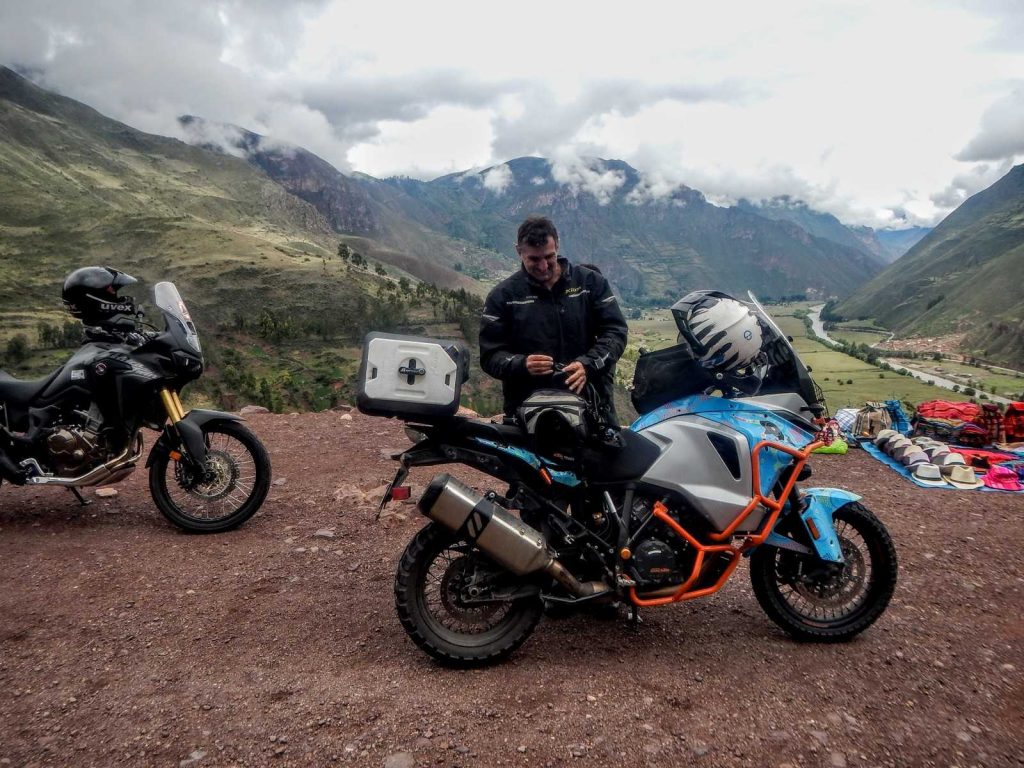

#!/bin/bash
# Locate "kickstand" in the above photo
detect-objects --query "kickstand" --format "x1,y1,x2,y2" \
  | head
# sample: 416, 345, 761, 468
68, 487, 92, 507
627, 605, 643, 632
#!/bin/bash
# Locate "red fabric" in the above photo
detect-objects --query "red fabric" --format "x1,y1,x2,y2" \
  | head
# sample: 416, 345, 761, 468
949, 446, 1019, 469
916, 400, 982, 422
1005, 402, 1024, 442
979, 403, 1005, 444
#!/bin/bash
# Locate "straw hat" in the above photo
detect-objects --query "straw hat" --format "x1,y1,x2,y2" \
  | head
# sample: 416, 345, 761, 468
923, 444, 951, 462
911, 463, 948, 487
981, 465, 1023, 492
886, 436, 912, 456
892, 443, 919, 462
946, 464, 983, 489
874, 429, 898, 447
934, 452, 967, 476
900, 449, 929, 467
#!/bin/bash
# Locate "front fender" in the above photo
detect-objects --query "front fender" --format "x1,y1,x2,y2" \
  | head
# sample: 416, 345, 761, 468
794, 487, 860, 563
145, 409, 244, 468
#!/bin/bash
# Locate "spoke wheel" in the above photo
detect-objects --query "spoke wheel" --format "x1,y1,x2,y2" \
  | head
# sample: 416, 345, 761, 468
149, 421, 271, 533
395, 523, 543, 667
750, 501, 897, 641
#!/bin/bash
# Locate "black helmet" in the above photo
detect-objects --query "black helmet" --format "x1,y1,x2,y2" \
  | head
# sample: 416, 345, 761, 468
62, 266, 139, 326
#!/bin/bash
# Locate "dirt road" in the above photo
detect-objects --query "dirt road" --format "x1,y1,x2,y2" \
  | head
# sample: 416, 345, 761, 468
2, 411, 1022, 767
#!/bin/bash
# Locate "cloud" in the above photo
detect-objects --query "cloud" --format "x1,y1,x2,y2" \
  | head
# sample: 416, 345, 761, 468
929, 160, 1017, 208
550, 155, 626, 205
481, 164, 513, 194
955, 86, 1024, 162
2, 0, 1023, 228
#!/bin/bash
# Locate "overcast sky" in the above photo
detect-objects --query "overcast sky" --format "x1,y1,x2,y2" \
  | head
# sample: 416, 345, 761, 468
2, 0, 1022, 228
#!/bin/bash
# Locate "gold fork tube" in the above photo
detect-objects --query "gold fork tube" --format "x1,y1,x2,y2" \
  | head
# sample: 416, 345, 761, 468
159, 388, 186, 423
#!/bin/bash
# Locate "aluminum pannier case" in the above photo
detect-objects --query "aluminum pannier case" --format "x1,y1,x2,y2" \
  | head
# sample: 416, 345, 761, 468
357, 332, 469, 420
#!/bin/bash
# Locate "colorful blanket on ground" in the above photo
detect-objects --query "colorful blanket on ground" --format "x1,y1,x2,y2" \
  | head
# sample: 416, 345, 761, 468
858, 439, 1024, 492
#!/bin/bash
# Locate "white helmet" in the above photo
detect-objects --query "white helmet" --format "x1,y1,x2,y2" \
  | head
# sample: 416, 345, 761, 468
671, 291, 764, 372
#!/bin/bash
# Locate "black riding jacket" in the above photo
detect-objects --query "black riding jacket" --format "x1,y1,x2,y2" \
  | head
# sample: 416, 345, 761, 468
479, 258, 628, 416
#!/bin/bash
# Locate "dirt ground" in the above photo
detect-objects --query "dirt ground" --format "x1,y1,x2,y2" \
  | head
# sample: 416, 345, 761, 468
1, 410, 1022, 768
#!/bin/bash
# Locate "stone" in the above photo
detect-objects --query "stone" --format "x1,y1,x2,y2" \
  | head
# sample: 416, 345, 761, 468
829, 752, 847, 768
384, 753, 415, 768
94, 488, 118, 498
313, 529, 335, 539
810, 730, 829, 746
273, 478, 287, 486
340, 413, 353, 421
239, 405, 269, 415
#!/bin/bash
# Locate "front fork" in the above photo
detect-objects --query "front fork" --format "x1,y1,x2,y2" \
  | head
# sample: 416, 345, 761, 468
156, 388, 208, 473
159, 388, 187, 427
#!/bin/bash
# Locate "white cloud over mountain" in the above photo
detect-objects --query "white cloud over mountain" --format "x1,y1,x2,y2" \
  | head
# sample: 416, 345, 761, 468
2, 0, 1022, 227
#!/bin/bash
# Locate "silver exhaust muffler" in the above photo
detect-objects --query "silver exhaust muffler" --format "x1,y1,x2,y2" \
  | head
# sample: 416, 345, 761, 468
23, 434, 144, 487
418, 474, 608, 597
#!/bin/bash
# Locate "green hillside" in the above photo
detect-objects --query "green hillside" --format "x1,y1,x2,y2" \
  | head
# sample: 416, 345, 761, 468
0, 66, 490, 412
834, 163, 1024, 368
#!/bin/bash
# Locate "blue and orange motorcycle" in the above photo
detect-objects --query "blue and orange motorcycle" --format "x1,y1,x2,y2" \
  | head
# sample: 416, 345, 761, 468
376, 292, 898, 666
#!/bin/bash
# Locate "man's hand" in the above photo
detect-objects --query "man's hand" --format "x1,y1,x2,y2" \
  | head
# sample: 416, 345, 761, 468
525, 354, 555, 375
563, 361, 587, 394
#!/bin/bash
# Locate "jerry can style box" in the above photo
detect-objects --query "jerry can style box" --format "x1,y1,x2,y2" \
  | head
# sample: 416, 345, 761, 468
357, 332, 470, 421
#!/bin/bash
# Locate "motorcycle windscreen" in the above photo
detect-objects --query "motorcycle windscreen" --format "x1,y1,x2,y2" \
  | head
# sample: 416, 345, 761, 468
154, 282, 202, 355
746, 292, 823, 416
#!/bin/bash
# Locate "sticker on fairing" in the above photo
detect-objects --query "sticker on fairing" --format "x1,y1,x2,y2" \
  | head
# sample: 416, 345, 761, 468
798, 487, 860, 563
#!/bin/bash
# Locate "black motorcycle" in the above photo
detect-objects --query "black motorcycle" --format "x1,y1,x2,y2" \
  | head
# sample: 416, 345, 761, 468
0, 270, 271, 532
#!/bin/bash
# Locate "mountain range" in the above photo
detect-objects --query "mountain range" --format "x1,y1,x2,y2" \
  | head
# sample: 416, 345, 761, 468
835, 162, 1024, 367
12, 64, 1009, 403
177, 114, 915, 304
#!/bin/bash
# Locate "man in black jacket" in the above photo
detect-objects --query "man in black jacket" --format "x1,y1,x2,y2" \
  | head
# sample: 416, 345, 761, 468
479, 215, 628, 419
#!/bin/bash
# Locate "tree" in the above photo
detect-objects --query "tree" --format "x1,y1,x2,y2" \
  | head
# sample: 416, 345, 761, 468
337, 243, 351, 261
5, 333, 30, 364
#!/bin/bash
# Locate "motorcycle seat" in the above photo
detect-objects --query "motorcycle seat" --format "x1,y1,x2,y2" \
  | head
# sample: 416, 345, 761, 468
0, 368, 62, 406
449, 417, 529, 446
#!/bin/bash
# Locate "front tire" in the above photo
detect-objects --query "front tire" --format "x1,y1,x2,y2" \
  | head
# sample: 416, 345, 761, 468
750, 501, 897, 641
395, 522, 543, 667
149, 421, 271, 533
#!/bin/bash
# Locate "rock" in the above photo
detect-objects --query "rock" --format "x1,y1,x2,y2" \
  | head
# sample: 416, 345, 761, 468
456, 406, 481, 417
692, 743, 710, 756
313, 529, 335, 539
179, 750, 206, 767
94, 488, 118, 498
810, 730, 829, 746
384, 753, 415, 768
347, 562, 360, 572
340, 413, 353, 421
333, 484, 369, 506
332, 404, 353, 412
517, 746, 527, 753
239, 405, 269, 415
829, 752, 847, 768
272, 478, 287, 487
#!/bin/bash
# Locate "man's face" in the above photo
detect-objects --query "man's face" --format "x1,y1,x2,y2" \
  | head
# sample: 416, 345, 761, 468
517, 236, 560, 288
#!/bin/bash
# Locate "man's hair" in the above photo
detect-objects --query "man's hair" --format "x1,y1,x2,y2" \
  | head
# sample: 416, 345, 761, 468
517, 215, 558, 247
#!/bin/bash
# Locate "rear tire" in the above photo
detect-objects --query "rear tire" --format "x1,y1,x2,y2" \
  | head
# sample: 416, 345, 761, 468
394, 522, 543, 667
750, 501, 897, 641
